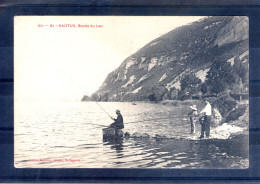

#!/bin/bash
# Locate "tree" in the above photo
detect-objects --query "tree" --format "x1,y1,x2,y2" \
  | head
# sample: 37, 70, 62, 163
179, 73, 202, 100
146, 84, 168, 102
201, 82, 208, 94
101, 92, 109, 101
205, 59, 240, 95
91, 93, 100, 101
232, 56, 249, 84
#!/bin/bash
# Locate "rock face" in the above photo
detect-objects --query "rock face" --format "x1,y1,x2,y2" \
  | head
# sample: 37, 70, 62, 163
83, 16, 249, 103
214, 16, 249, 47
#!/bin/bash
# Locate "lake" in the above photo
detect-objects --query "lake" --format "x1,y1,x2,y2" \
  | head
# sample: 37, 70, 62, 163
14, 101, 249, 168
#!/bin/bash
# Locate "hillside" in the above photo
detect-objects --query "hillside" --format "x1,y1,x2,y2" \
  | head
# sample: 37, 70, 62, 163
82, 16, 249, 104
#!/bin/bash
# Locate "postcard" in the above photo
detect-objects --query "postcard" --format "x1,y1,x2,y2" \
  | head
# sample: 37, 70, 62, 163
14, 16, 249, 168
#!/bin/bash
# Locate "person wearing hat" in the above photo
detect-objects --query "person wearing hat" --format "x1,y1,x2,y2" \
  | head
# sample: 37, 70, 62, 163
199, 100, 212, 138
188, 105, 198, 134
109, 109, 124, 132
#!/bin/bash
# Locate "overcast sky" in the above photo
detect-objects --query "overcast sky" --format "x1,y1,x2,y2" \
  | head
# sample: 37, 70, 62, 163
14, 16, 204, 101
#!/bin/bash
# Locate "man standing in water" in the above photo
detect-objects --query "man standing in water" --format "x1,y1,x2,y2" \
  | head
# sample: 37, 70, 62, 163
188, 105, 198, 134
200, 100, 212, 138
110, 109, 124, 136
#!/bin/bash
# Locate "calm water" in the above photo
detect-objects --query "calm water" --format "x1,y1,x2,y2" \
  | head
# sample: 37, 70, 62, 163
14, 102, 248, 168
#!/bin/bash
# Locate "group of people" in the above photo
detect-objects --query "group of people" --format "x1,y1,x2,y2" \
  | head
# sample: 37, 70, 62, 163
109, 99, 212, 139
188, 100, 212, 138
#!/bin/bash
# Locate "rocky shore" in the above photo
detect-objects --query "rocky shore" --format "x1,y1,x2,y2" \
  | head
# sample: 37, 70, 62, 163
159, 99, 249, 140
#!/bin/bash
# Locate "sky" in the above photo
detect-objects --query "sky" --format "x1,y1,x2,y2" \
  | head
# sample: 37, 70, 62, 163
14, 16, 204, 101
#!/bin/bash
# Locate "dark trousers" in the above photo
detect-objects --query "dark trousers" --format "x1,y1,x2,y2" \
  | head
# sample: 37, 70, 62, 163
110, 122, 116, 128
190, 117, 195, 134
200, 115, 211, 138
109, 122, 123, 136
200, 124, 205, 138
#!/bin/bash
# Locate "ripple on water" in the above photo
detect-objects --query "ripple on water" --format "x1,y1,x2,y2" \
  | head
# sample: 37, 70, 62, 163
156, 151, 169, 155
15, 101, 248, 168
151, 160, 177, 168
161, 155, 173, 159
175, 156, 187, 159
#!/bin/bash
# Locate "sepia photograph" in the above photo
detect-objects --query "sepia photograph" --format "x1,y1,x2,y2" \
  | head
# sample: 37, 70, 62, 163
14, 16, 249, 168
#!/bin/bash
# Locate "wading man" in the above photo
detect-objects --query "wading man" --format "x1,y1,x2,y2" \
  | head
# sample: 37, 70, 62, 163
200, 100, 212, 138
188, 105, 198, 134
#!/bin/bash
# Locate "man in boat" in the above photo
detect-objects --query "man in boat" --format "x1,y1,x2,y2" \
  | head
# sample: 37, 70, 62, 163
109, 110, 124, 136
199, 100, 212, 138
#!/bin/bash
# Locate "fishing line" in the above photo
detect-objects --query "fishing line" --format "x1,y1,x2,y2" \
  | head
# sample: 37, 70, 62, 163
44, 62, 186, 124
85, 122, 107, 128
48, 61, 113, 119
124, 115, 184, 125
87, 95, 113, 119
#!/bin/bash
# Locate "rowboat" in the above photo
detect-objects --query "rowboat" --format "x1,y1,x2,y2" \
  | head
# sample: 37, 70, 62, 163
102, 127, 123, 139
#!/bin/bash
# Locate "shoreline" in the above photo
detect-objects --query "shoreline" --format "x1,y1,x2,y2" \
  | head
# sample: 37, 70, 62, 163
81, 100, 248, 140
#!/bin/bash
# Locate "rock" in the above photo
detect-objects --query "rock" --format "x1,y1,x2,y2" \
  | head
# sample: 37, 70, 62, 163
142, 133, 150, 138
131, 132, 150, 138
214, 17, 248, 47
225, 104, 247, 122
214, 94, 238, 118
153, 134, 167, 140
131, 132, 141, 138
124, 131, 130, 139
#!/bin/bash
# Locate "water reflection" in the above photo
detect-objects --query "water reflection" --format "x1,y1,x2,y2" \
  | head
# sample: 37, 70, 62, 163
15, 102, 248, 168
103, 137, 124, 153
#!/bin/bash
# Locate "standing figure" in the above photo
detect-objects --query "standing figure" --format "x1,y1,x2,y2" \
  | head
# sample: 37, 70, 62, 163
110, 110, 124, 136
188, 105, 198, 134
199, 116, 205, 138
213, 108, 222, 126
200, 100, 212, 138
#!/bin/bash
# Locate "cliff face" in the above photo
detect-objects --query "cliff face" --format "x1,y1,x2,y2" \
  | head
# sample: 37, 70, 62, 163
83, 16, 249, 102
214, 17, 249, 46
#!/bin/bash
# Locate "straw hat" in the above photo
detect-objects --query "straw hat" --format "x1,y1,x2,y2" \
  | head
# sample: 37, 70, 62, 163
189, 105, 197, 111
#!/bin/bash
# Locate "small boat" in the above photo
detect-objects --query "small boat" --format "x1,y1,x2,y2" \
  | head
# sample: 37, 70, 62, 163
132, 102, 137, 105
102, 127, 123, 139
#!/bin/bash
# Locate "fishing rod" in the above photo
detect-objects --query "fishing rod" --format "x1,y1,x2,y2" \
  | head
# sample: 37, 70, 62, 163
45, 62, 186, 123
86, 95, 113, 119
85, 122, 108, 128
48, 62, 113, 119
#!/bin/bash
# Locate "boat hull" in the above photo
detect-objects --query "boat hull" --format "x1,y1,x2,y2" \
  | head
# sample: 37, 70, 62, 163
102, 127, 123, 139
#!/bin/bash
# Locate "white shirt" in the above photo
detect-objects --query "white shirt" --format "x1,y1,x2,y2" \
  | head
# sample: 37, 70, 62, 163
200, 102, 212, 116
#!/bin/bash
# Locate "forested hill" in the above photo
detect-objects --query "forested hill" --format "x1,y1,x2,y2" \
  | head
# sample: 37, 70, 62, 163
82, 16, 249, 102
